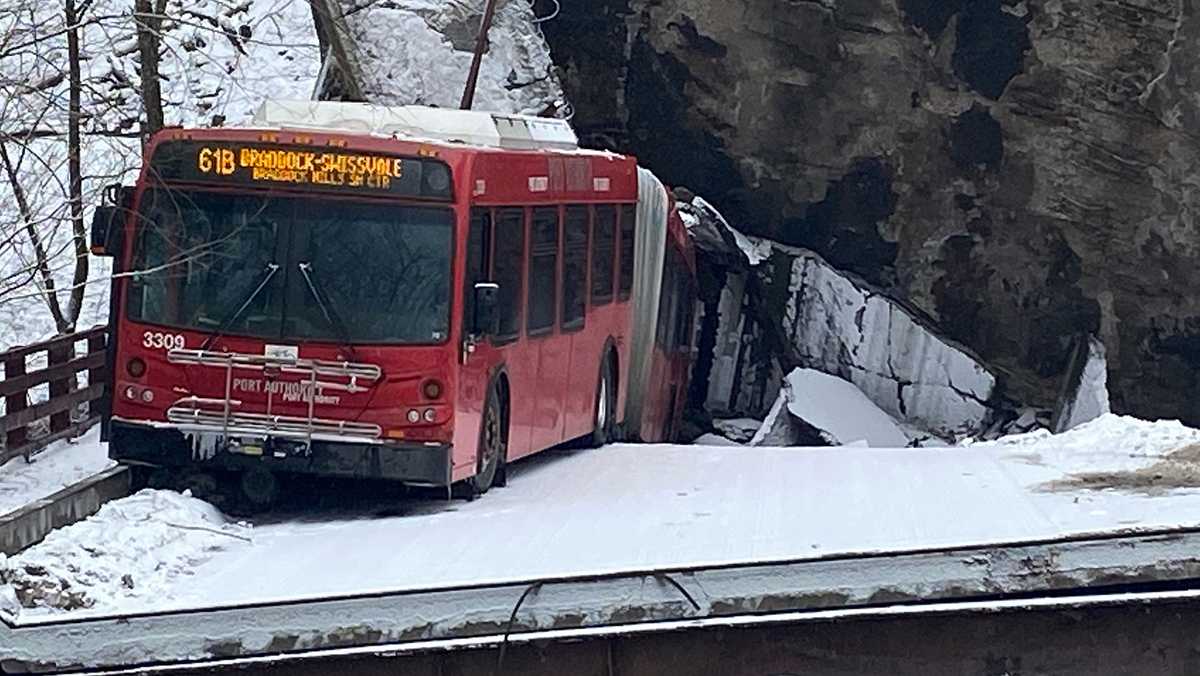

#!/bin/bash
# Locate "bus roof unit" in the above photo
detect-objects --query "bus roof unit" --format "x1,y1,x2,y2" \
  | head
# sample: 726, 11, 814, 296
251, 100, 579, 152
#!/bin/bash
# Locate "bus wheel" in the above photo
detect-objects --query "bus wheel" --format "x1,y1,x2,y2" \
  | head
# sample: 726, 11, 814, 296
238, 467, 279, 512
590, 355, 616, 448
473, 384, 505, 495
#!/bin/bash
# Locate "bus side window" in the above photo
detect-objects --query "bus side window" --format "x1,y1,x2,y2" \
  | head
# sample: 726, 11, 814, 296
561, 205, 589, 331
527, 206, 560, 335
618, 204, 636, 300
465, 208, 492, 334
591, 205, 616, 306
493, 207, 525, 342
655, 257, 676, 350
672, 254, 694, 351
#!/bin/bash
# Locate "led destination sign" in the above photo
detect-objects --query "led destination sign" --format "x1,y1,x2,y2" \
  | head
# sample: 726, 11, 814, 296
149, 140, 453, 200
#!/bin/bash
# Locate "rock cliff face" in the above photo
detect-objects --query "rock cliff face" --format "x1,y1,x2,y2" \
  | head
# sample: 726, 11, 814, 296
539, 0, 1200, 423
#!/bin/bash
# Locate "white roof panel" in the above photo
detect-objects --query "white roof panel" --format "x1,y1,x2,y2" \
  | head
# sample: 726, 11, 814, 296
251, 100, 578, 151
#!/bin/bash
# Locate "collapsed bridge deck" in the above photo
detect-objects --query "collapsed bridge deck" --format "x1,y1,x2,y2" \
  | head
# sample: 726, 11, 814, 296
5, 415, 1200, 671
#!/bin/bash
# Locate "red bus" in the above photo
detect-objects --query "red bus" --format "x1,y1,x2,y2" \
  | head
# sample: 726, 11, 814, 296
91, 101, 695, 505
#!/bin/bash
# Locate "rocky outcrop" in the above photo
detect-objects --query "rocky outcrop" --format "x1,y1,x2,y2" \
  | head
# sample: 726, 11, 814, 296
538, 0, 1200, 424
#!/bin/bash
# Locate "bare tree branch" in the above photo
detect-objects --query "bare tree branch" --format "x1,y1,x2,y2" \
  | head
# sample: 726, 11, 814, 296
0, 141, 68, 331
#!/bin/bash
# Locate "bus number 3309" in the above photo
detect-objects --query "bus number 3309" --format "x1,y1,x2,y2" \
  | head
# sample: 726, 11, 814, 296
143, 331, 186, 351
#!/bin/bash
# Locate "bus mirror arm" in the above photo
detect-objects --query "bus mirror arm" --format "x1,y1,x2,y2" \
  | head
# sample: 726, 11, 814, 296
471, 282, 500, 338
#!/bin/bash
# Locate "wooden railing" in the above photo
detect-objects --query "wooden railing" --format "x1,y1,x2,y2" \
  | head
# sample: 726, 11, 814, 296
0, 326, 108, 466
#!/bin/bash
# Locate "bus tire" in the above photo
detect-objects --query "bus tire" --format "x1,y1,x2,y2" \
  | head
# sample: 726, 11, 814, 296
473, 382, 505, 495
590, 354, 616, 448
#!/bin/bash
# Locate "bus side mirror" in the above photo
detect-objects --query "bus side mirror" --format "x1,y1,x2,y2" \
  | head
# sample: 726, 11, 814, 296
472, 282, 499, 336
90, 206, 119, 256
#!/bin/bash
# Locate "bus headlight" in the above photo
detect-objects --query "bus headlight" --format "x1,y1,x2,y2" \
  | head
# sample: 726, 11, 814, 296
423, 408, 436, 423
407, 409, 421, 424
422, 379, 443, 400
126, 357, 146, 378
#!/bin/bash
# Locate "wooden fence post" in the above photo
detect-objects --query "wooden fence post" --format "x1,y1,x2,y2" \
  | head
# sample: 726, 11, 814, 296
47, 340, 74, 435
4, 354, 26, 451
88, 331, 107, 419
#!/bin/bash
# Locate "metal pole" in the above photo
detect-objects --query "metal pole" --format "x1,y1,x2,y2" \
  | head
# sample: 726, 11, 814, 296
460, 0, 501, 110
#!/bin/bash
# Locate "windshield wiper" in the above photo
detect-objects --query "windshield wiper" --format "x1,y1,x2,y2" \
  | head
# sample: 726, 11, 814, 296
297, 262, 361, 362
199, 263, 280, 351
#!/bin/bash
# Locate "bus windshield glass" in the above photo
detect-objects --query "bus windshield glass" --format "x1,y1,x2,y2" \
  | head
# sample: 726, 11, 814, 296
126, 188, 453, 344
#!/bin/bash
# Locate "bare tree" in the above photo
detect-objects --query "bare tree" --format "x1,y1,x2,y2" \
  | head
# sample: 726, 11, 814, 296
133, 0, 163, 137
64, 0, 88, 333
0, 0, 323, 347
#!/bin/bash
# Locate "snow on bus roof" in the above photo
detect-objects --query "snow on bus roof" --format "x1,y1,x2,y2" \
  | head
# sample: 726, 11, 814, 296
251, 100, 604, 155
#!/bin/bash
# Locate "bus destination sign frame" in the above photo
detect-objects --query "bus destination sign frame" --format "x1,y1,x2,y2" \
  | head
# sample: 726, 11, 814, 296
149, 140, 453, 200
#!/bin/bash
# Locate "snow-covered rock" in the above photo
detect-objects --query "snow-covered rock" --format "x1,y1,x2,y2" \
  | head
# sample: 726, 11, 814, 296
334, 0, 563, 115
749, 369, 908, 448
781, 251, 995, 439
693, 432, 743, 447
693, 195, 997, 440
783, 369, 909, 447
749, 390, 803, 446
1054, 337, 1111, 433
712, 418, 762, 444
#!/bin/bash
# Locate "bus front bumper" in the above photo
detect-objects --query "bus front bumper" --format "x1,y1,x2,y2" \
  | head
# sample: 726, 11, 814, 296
108, 418, 452, 486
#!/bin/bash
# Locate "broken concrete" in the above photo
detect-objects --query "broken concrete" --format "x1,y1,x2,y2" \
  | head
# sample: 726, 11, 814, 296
685, 198, 998, 440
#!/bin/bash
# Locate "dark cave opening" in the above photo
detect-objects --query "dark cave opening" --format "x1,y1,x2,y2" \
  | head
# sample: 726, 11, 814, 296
534, 0, 636, 151
898, 0, 965, 40
933, 234, 987, 348
953, 0, 1032, 100
949, 104, 1004, 170
784, 158, 900, 288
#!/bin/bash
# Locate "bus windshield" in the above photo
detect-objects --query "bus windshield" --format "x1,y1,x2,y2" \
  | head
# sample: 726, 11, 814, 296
126, 188, 453, 344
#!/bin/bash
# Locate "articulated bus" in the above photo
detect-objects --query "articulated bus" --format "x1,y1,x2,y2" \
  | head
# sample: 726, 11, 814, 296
91, 101, 695, 505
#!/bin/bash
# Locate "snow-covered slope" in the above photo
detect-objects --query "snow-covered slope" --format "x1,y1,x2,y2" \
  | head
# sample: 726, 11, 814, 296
338, 0, 563, 114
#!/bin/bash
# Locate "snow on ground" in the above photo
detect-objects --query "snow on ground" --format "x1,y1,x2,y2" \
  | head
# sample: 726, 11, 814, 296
0, 489, 249, 615
981, 413, 1200, 479
8, 414, 1200, 620
0, 426, 113, 517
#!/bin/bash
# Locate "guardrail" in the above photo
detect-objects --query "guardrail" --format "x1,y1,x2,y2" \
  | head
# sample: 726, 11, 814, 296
0, 325, 108, 466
